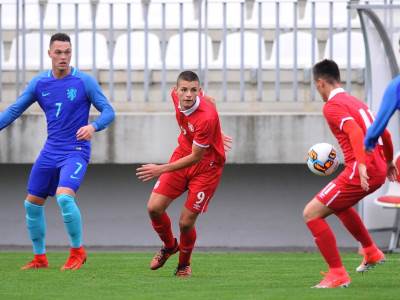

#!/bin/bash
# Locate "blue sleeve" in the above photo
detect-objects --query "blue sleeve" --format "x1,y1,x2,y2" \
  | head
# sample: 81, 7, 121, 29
0, 78, 38, 130
364, 79, 400, 150
82, 74, 115, 131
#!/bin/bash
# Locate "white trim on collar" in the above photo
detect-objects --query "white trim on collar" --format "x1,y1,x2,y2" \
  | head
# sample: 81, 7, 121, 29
180, 96, 201, 116
328, 87, 345, 101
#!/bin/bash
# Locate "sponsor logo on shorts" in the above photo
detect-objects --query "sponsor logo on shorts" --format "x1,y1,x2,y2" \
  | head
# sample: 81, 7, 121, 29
154, 180, 160, 190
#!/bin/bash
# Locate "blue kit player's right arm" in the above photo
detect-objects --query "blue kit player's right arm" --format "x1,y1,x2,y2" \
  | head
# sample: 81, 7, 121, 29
364, 76, 400, 151
0, 77, 39, 130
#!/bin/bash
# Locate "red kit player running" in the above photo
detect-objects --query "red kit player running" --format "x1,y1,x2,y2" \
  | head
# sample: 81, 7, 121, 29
136, 71, 232, 277
303, 59, 397, 288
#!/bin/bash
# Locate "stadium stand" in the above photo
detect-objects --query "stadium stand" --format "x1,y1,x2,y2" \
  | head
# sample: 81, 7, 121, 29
247, 0, 297, 28
70, 31, 109, 70
95, 0, 144, 29
165, 31, 214, 69
111, 31, 162, 70
147, 0, 197, 29
323, 31, 365, 68
264, 31, 319, 69
4, 32, 51, 70
0, 0, 368, 105
44, 0, 92, 30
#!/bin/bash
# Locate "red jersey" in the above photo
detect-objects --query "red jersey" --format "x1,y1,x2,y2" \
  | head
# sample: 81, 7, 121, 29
171, 90, 226, 165
323, 88, 386, 182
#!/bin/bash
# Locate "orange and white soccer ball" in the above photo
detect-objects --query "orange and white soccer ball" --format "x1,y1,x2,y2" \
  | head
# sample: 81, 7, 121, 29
307, 143, 339, 176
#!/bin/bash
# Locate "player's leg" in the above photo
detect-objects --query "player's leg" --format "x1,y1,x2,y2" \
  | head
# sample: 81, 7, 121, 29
21, 194, 49, 270
334, 184, 385, 273
336, 206, 384, 272
303, 194, 350, 288
148, 174, 183, 270
57, 156, 88, 270
175, 207, 198, 278
21, 155, 58, 270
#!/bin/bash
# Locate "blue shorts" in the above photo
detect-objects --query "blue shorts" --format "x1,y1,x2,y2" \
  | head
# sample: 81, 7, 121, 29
27, 150, 89, 199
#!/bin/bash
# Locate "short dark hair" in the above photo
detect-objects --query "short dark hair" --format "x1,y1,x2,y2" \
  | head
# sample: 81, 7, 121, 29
312, 59, 341, 84
177, 70, 200, 85
50, 32, 71, 47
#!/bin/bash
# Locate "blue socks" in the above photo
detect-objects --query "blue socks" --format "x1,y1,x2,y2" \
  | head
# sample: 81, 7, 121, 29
56, 194, 82, 248
24, 200, 46, 255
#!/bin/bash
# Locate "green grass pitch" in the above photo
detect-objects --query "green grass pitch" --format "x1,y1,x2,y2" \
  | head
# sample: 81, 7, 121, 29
0, 252, 399, 300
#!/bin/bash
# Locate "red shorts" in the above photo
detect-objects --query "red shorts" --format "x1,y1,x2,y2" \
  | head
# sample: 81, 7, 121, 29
316, 164, 386, 212
153, 151, 224, 213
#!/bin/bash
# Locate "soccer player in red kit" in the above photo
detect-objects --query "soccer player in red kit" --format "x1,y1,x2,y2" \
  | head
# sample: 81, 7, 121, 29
136, 71, 231, 277
303, 59, 397, 288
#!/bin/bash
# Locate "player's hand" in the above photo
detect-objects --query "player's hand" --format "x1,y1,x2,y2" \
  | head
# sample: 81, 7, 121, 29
136, 164, 164, 182
222, 131, 233, 152
76, 124, 95, 141
387, 161, 398, 182
358, 163, 370, 191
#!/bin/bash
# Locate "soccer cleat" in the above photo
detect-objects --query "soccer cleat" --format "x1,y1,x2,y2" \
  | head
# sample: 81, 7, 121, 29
61, 246, 87, 271
174, 265, 192, 278
312, 269, 351, 288
356, 248, 385, 273
150, 238, 179, 270
21, 254, 49, 270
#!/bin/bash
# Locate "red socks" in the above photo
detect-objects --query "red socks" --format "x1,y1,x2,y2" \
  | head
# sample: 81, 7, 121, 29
179, 227, 197, 267
336, 207, 374, 248
151, 212, 175, 249
306, 218, 343, 269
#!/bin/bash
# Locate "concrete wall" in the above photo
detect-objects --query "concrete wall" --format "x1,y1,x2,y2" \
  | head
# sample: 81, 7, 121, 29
0, 112, 338, 164
0, 164, 391, 249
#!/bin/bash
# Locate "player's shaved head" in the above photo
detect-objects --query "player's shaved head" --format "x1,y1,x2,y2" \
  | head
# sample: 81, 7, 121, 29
313, 59, 341, 85
177, 70, 200, 86
50, 33, 71, 47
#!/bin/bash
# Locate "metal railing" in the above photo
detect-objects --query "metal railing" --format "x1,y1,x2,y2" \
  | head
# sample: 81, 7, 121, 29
0, 0, 366, 105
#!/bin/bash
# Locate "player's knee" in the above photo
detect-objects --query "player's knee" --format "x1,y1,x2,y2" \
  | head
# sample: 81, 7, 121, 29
303, 204, 315, 223
179, 219, 194, 233
147, 203, 164, 219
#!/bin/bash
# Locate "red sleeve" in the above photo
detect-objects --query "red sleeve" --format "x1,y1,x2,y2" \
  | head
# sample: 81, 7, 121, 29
342, 120, 366, 165
323, 102, 354, 131
193, 119, 215, 148
170, 88, 179, 109
381, 129, 394, 163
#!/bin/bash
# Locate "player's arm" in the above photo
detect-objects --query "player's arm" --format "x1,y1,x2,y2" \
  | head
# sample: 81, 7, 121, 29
364, 80, 399, 151
78, 75, 115, 140
380, 129, 398, 182
0, 80, 37, 130
136, 144, 206, 182
202, 92, 233, 152
342, 120, 369, 191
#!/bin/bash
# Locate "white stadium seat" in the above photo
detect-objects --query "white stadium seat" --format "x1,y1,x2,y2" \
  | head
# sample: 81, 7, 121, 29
165, 31, 214, 69
44, 0, 92, 29
112, 32, 162, 70
70, 32, 109, 70
210, 31, 266, 69
0, 0, 41, 29
323, 31, 365, 68
95, 0, 144, 29
247, 0, 297, 28
300, 0, 352, 28
202, 0, 246, 29
264, 31, 319, 69
147, 0, 197, 29
5, 33, 51, 70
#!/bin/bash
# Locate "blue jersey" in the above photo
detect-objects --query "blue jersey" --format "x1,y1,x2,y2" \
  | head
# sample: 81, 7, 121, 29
364, 75, 400, 150
0, 67, 115, 159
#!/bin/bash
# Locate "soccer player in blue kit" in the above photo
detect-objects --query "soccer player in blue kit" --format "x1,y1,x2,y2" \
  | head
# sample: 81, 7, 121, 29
0, 33, 115, 270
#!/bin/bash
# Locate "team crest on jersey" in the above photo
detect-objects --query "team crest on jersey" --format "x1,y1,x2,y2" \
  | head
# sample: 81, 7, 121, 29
67, 88, 77, 101
180, 126, 187, 135
187, 122, 194, 132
